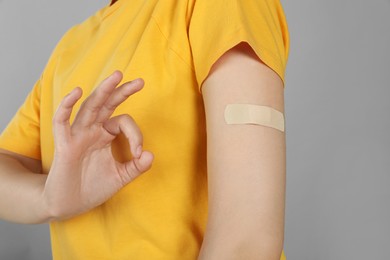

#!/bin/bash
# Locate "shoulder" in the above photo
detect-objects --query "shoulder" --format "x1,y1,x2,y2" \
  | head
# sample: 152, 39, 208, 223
188, 0, 290, 92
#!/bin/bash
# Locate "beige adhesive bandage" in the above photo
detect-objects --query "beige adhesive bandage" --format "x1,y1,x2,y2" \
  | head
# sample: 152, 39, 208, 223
224, 104, 285, 132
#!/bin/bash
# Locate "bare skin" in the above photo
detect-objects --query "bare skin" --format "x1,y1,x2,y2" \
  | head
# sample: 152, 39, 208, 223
0, 71, 154, 223
198, 42, 286, 259
0, 43, 284, 259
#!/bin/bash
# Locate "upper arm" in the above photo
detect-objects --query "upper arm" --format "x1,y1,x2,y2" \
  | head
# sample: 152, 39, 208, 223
200, 42, 286, 258
0, 148, 42, 173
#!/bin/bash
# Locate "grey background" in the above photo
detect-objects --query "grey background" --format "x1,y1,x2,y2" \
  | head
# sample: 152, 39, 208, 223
0, 0, 389, 259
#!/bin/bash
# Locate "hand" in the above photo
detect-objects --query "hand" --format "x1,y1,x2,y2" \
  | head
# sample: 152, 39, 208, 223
43, 71, 154, 221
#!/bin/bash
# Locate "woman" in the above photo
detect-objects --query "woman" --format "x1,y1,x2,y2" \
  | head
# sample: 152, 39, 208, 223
0, 0, 289, 259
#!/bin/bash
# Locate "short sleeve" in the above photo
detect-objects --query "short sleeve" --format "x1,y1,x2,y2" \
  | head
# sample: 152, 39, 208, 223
0, 79, 41, 160
188, 0, 290, 93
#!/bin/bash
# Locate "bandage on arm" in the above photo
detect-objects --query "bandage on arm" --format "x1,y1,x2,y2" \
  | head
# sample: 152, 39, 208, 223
224, 104, 285, 132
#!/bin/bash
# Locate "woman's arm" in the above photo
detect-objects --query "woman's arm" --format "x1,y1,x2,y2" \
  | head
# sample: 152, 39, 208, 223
0, 149, 49, 224
0, 71, 153, 224
198, 42, 286, 260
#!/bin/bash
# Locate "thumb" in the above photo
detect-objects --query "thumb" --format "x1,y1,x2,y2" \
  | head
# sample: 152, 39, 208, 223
121, 150, 154, 184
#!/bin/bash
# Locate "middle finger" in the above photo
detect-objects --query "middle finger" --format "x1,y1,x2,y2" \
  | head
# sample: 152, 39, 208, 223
72, 70, 122, 127
95, 78, 144, 123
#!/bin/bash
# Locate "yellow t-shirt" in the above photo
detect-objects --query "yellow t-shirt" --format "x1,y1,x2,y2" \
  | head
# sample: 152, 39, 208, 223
0, 0, 289, 259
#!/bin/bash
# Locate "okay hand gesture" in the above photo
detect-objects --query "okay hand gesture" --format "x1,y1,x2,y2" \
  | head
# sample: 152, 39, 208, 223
43, 71, 153, 221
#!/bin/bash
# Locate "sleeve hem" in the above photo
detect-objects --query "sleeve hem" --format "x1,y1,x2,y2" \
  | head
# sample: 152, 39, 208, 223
197, 27, 286, 94
0, 142, 41, 160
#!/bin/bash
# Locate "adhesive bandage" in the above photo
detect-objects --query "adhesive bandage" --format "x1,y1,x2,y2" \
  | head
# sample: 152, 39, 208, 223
224, 104, 285, 132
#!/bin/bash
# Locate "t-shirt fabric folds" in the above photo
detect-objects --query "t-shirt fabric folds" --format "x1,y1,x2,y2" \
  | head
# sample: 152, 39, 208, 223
0, 0, 289, 259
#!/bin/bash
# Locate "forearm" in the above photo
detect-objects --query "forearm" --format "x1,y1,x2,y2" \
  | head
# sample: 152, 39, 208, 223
0, 153, 50, 224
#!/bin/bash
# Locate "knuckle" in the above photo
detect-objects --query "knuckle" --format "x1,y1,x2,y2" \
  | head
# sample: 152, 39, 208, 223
80, 97, 99, 113
100, 87, 112, 96
103, 103, 116, 112
119, 89, 130, 99
125, 161, 142, 180
98, 82, 115, 95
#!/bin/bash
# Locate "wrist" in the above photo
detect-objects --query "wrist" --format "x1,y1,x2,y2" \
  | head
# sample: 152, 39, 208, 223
37, 175, 58, 223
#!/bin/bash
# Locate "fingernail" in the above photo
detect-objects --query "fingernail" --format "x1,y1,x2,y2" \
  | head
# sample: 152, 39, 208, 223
110, 70, 122, 79
133, 78, 144, 85
109, 71, 116, 78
